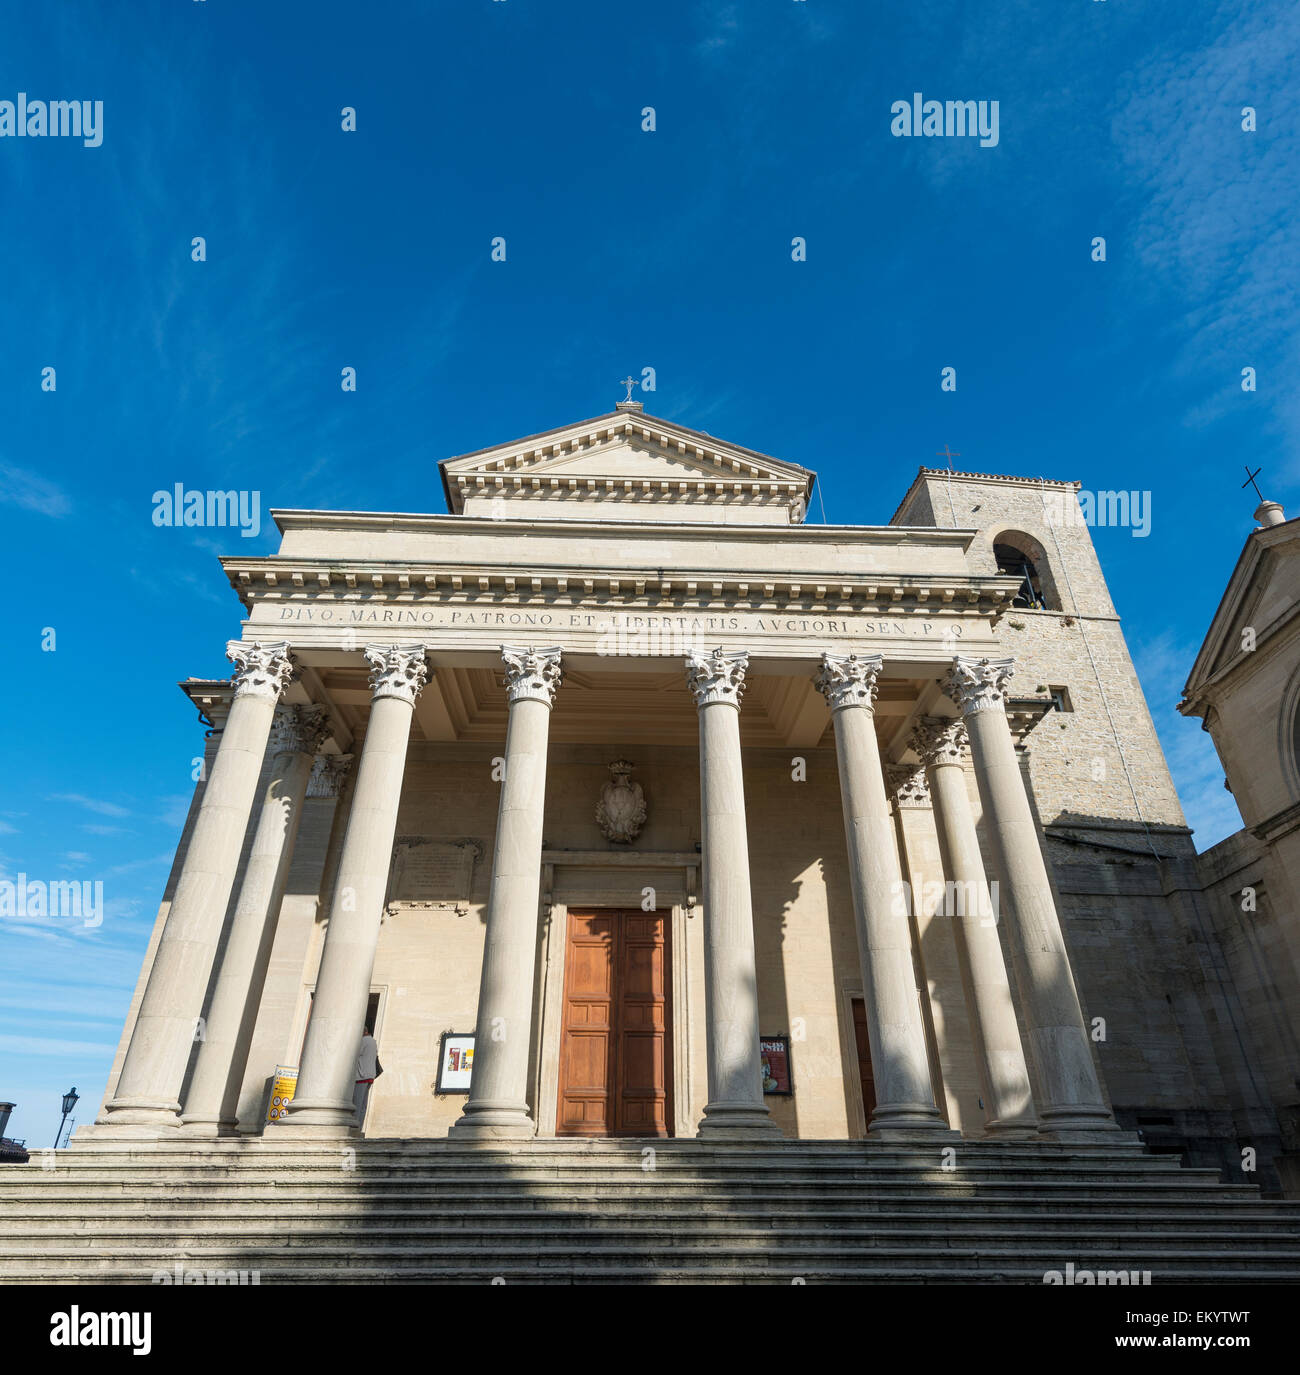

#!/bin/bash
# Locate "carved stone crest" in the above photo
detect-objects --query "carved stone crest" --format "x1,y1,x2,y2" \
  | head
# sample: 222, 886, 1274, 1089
596, 759, 647, 844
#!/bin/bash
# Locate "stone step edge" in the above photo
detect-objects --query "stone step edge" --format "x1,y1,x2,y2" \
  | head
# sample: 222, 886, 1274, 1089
5, 1245, 1297, 1266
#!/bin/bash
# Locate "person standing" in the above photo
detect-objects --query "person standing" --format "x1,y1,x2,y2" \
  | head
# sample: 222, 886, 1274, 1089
353, 1026, 382, 1132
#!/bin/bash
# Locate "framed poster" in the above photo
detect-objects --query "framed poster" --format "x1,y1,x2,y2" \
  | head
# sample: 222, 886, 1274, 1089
436, 1032, 475, 1094
760, 1035, 793, 1095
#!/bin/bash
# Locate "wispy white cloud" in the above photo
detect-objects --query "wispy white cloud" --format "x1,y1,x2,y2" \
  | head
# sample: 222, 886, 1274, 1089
0, 462, 72, 517
0, 1033, 120, 1058
1113, 1, 1300, 467
48, 794, 131, 819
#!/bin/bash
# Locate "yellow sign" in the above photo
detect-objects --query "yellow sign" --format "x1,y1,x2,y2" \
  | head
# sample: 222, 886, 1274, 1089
266, 1065, 299, 1122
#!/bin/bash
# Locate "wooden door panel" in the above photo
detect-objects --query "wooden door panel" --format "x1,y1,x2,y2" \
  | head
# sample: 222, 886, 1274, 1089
558, 908, 672, 1137
557, 913, 615, 1134
615, 913, 670, 1136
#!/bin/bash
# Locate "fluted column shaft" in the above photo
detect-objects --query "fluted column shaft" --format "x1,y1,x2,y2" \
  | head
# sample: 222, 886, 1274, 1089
914, 716, 1037, 1136
281, 646, 428, 1132
688, 649, 779, 1137
818, 653, 949, 1133
180, 705, 330, 1134
451, 646, 563, 1140
98, 641, 295, 1132
944, 656, 1118, 1136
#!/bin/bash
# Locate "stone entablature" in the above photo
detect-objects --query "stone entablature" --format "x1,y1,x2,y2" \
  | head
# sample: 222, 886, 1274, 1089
221, 513, 1025, 665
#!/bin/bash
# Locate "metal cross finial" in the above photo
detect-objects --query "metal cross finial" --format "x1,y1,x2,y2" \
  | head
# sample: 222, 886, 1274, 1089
1242, 464, 1265, 502
936, 444, 961, 470
620, 375, 637, 403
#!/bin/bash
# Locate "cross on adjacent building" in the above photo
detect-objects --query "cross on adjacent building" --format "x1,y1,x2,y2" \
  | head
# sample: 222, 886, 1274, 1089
620, 376, 637, 404
936, 445, 960, 470
1242, 464, 1266, 502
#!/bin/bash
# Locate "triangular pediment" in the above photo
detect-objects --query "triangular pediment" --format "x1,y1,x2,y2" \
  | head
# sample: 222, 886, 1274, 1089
439, 409, 815, 525
1182, 518, 1300, 705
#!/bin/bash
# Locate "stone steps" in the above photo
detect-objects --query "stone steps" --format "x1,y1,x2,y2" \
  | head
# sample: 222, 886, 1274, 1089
6, 1198, 1292, 1221
3, 1139, 1297, 1284
7, 1248, 1300, 1285
5, 1222, 1299, 1248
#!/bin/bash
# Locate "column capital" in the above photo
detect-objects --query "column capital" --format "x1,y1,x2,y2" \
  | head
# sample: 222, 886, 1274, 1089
268, 704, 331, 757
912, 715, 969, 768
685, 647, 748, 709
886, 761, 931, 809
364, 644, 430, 705
226, 640, 296, 701
307, 753, 354, 799
816, 651, 884, 712
943, 655, 1015, 715
500, 644, 564, 707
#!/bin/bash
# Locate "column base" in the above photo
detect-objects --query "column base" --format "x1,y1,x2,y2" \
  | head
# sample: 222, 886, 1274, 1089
76, 1121, 179, 1142
278, 1095, 360, 1132
448, 1101, 537, 1141
867, 1126, 962, 1143
177, 1117, 243, 1138
867, 1103, 954, 1135
1036, 1105, 1136, 1144
1038, 1126, 1144, 1148
93, 1098, 183, 1133
696, 1102, 783, 1138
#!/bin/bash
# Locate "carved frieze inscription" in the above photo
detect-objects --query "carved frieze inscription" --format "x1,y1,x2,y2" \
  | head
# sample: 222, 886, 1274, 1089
260, 601, 972, 645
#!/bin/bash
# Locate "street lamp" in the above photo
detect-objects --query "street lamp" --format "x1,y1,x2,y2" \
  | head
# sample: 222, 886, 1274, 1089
54, 1087, 78, 1148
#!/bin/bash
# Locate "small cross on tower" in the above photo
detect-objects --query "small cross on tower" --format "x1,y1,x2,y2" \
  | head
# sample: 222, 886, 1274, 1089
1242, 464, 1266, 503
620, 375, 637, 404
936, 444, 961, 471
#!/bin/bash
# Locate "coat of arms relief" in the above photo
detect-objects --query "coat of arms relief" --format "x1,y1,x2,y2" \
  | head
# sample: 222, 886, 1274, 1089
596, 759, 647, 844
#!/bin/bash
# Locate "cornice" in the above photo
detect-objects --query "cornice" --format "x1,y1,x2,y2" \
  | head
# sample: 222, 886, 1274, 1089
221, 555, 1024, 618
889, 467, 1083, 525
1179, 596, 1300, 716
179, 677, 235, 732
1251, 796, 1300, 845
267, 507, 979, 547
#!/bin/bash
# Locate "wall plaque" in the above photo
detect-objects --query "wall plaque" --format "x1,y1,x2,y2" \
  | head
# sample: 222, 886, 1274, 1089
386, 836, 482, 917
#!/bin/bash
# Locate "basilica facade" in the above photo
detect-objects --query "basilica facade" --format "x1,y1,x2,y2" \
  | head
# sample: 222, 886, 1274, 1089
84, 403, 1296, 1193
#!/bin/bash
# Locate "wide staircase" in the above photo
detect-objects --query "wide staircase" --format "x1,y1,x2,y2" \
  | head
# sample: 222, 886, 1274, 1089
3, 1137, 1299, 1283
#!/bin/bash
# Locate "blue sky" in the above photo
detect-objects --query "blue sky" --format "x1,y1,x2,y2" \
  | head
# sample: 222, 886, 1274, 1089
1, 1, 1296, 1145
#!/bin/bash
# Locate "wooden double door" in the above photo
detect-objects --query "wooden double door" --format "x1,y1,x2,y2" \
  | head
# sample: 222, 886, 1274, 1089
557, 908, 673, 1137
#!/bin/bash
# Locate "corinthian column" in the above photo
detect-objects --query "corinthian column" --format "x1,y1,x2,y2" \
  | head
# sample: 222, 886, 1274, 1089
686, 648, 779, 1137
97, 641, 296, 1132
818, 653, 949, 1133
942, 656, 1119, 1137
912, 715, 1037, 1136
180, 704, 331, 1135
281, 646, 428, 1132
452, 645, 563, 1140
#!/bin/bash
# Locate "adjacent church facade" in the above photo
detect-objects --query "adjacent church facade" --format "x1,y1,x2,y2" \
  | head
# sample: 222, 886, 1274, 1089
84, 404, 1298, 1193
